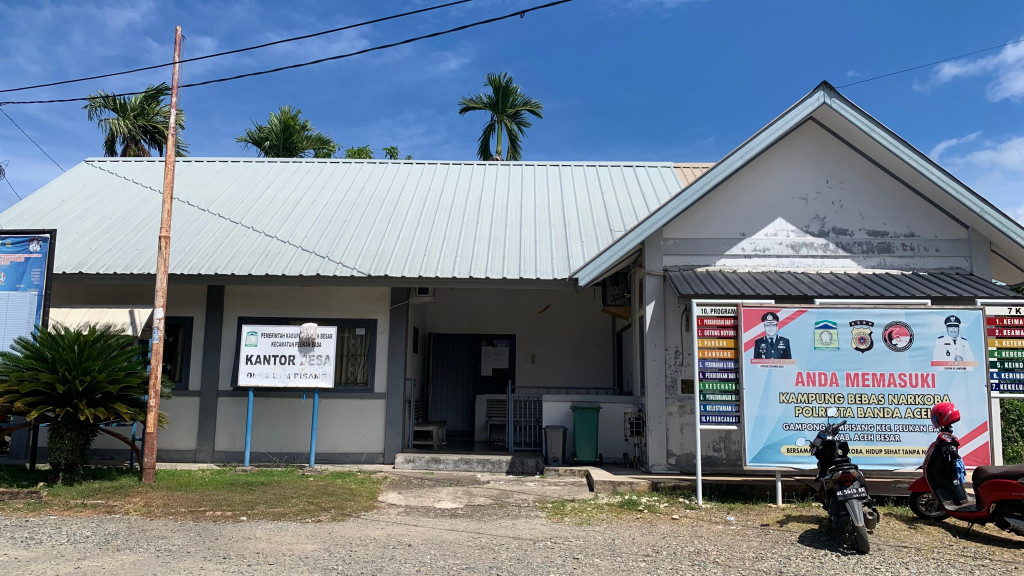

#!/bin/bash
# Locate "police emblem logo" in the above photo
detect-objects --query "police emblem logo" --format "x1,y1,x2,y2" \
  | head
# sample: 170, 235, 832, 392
849, 320, 875, 353
814, 320, 839, 350
882, 321, 914, 352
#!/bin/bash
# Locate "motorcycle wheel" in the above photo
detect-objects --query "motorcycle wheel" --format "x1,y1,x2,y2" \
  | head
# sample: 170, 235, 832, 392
909, 492, 949, 521
853, 524, 870, 554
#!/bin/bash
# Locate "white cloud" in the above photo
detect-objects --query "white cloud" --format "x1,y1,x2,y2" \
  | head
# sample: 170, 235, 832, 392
939, 135, 1024, 222
846, 70, 860, 78
916, 37, 1024, 101
1011, 205, 1024, 224
928, 131, 981, 161
956, 135, 1024, 172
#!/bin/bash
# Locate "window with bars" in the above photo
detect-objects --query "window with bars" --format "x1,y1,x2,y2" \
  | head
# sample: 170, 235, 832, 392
233, 317, 376, 391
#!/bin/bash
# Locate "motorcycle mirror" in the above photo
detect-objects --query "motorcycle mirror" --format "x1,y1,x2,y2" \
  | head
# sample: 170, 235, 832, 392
795, 437, 806, 447
826, 407, 839, 418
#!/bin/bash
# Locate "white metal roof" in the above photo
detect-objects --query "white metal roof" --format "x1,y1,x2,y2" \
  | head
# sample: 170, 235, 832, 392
0, 158, 707, 280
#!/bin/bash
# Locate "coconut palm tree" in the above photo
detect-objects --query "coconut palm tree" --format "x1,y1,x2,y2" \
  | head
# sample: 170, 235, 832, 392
458, 72, 543, 161
0, 324, 168, 480
84, 83, 188, 157
236, 106, 338, 158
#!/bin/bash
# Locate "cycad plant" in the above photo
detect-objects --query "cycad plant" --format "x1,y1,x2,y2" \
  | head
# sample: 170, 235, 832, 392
0, 324, 167, 480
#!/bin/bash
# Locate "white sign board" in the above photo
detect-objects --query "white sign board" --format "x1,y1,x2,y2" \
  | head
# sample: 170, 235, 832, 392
237, 324, 338, 388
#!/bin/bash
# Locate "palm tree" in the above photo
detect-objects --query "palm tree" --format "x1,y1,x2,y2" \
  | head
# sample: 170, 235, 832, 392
236, 106, 337, 158
84, 83, 188, 157
0, 324, 168, 480
458, 72, 543, 161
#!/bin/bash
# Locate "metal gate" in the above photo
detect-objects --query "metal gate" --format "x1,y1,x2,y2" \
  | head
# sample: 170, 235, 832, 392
509, 393, 542, 451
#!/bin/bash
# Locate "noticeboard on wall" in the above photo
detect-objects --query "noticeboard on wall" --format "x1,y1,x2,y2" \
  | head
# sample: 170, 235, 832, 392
741, 306, 991, 469
985, 305, 1024, 394
237, 324, 338, 388
0, 231, 55, 352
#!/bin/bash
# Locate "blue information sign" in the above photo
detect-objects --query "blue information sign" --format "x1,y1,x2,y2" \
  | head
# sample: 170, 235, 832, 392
0, 232, 54, 352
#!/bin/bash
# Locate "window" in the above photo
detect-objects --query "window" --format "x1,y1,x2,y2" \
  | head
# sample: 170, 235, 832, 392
162, 317, 194, 391
234, 317, 377, 390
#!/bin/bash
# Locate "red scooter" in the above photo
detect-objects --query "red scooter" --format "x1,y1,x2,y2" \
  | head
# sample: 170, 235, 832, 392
908, 403, 1024, 536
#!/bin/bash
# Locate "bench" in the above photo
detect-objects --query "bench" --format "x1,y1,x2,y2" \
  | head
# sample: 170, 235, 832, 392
412, 421, 447, 450
485, 398, 507, 447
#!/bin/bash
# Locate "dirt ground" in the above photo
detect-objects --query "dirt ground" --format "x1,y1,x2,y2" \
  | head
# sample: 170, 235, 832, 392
0, 470, 1020, 575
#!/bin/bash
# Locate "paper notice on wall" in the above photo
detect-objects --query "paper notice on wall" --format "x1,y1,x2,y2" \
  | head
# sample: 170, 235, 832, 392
481, 345, 510, 376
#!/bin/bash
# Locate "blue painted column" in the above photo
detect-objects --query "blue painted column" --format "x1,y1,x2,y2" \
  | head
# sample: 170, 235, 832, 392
243, 388, 254, 467
309, 389, 320, 468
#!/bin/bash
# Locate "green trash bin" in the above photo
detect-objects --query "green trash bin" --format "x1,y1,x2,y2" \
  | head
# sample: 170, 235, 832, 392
571, 404, 602, 465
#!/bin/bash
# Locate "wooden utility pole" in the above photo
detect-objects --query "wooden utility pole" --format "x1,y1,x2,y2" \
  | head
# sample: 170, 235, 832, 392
142, 25, 183, 484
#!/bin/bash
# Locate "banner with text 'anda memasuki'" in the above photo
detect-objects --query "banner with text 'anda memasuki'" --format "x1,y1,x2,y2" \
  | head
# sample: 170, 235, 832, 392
741, 306, 991, 469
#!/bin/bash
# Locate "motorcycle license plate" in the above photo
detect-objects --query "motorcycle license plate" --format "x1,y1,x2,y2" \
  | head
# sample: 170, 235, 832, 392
836, 486, 867, 501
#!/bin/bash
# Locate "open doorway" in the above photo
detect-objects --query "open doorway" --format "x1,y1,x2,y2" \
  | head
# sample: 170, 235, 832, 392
424, 334, 515, 451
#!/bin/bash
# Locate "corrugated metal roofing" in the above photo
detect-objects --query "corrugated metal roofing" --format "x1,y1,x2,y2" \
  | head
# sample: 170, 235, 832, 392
665, 268, 1021, 299
0, 158, 695, 280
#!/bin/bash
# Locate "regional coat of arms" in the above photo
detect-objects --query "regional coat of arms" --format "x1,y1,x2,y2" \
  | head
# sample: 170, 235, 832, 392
849, 320, 875, 353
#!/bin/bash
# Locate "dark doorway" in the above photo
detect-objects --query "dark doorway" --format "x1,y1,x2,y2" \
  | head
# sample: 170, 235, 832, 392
426, 334, 516, 437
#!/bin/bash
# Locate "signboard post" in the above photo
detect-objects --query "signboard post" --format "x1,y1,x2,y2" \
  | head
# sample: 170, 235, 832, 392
740, 306, 992, 471
691, 300, 772, 506
236, 324, 338, 467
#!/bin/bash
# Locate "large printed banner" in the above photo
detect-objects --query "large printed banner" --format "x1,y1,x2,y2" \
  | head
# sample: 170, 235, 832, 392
741, 306, 991, 469
0, 233, 52, 353
237, 324, 338, 388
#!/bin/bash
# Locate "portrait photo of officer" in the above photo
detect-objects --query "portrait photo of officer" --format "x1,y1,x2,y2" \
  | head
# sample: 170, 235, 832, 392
932, 315, 974, 363
754, 312, 792, 360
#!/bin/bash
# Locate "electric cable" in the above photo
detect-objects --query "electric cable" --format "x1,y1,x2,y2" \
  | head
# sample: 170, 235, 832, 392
3, 174, 22, 201
0, 109, 65, 171
0, 0, 477, 94
838, 36, 1024, 88
0, 0, 573, 106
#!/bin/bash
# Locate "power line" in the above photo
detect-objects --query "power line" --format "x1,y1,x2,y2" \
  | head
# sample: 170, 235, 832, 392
838, 37, 1024, 88
2, 172, 22, 201
0, 109, 65, 171
0, 0, 477, 95
0, 0, 573, 106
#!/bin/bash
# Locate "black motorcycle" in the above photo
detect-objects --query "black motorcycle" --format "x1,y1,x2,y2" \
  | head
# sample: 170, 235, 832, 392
803, 418, 880, 554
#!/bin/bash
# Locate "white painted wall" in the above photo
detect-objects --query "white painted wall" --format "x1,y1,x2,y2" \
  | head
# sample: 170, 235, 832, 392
214, 285, 392, 456
218, 285, 391, 392
542, 396, 635, 465
422, 286, 614, 390
214, 397, 385, 454
48, 281, 205, 452
662, 122, 973, 271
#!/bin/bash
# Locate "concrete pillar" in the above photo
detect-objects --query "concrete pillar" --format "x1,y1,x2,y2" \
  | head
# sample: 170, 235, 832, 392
643, 231, 669, 472
194, 285, 224, 462
968, 228, 992, 280
384, 288, 410, 463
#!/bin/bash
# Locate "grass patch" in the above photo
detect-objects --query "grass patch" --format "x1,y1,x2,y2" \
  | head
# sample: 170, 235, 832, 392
0, 465, 382, 522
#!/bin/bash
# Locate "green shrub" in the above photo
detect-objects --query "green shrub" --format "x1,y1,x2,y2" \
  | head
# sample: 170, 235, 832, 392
0, 324, 167, 481
1002, 399, 1024, 464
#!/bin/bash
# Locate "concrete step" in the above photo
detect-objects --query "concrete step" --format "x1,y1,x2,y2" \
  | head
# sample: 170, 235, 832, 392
394, 453, 545, 475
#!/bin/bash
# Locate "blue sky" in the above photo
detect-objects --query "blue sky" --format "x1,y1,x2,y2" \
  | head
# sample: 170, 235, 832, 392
1, 0, 1022, 221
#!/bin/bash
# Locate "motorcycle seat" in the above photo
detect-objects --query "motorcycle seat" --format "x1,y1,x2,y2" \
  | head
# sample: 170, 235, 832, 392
828, 461, 857, 472
972, 464, 1024, 487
